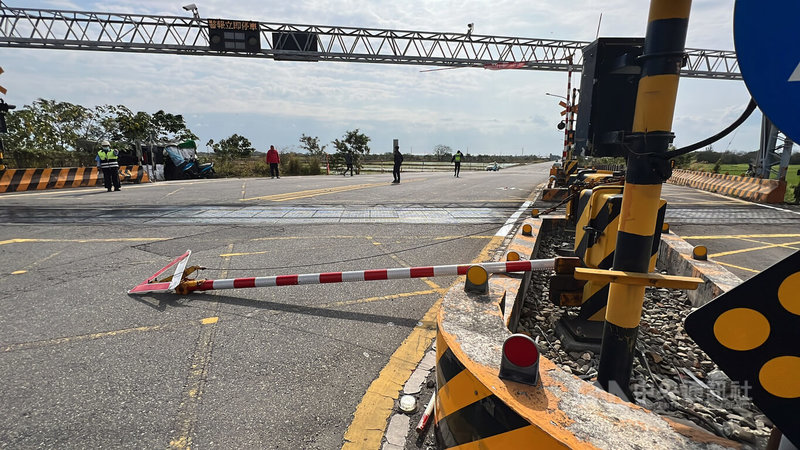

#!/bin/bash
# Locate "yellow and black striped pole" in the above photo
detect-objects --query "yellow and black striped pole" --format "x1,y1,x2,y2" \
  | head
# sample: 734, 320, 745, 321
597, 0, 691, 398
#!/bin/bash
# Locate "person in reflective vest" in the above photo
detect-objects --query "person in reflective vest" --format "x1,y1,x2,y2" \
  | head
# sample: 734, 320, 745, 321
451, 150, 463, 177
97, 140, 121, 192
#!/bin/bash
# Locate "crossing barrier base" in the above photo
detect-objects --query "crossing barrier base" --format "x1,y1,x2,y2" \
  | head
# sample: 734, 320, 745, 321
433, 212, 740, 448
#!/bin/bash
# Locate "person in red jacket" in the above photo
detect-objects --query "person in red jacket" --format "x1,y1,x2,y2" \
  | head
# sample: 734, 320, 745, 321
266, 145, 280, 178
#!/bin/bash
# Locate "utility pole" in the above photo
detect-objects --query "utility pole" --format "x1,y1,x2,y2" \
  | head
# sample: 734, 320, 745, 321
597, 0, 691, 400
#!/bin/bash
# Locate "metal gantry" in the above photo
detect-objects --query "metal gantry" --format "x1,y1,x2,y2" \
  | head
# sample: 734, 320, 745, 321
0, 5, 741, 79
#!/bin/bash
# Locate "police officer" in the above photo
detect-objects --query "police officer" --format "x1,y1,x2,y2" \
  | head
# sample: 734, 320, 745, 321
451, 150, 463, 177
97, 140, 121, 192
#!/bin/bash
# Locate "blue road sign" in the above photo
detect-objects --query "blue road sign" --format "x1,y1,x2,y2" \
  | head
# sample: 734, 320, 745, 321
734, 0, 800, 143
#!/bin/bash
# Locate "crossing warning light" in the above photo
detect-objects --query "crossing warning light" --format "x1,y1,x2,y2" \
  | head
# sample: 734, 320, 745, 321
499, 334, 540, 386
685, 250, 800, 446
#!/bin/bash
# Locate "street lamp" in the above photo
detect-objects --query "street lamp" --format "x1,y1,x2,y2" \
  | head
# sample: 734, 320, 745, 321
545, 92, 568, 101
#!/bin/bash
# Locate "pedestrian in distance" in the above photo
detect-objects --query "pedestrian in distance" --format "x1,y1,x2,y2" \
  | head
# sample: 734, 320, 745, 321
266, 145, 280, 179
451, 150, 463, 177
343, 151, 354, 176
97, 140, 121, 192
392, 144, 403, 184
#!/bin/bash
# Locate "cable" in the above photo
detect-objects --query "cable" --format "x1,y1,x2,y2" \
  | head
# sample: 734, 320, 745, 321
665, 98, 758, 159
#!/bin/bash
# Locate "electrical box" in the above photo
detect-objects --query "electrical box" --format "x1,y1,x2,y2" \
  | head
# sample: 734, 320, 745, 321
574, 38, 644, 158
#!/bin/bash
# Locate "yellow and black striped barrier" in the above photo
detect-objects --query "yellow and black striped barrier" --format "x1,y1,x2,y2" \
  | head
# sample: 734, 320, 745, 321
0, 166, 148, 193
668, 169, 786, 203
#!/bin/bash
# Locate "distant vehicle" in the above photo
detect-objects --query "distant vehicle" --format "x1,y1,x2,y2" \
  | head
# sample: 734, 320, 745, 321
486, 162, 500, 171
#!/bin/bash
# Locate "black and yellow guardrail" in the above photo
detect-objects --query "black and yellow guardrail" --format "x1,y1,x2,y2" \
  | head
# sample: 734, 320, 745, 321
668, 169, 786, 204
0, 166, 148, 193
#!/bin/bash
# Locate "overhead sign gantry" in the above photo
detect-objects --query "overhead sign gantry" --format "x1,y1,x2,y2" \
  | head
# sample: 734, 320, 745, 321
0, 4, 741, 79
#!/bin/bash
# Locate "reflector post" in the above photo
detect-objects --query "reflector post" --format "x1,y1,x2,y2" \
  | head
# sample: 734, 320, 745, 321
499, 334, 540, 386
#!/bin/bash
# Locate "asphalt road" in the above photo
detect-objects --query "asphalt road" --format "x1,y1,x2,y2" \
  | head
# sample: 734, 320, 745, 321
661, 184, 800, 281
0, 162, 552, 448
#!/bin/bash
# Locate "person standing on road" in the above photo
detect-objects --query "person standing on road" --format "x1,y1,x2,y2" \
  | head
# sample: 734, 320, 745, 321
97, 140, 121, 192
392, 144, 403, 184
266, 145, 280, 179
451, 150, 463, 177
343, 151, 354, 176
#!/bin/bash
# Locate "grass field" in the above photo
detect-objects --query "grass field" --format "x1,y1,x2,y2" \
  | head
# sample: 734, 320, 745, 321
688, 163, 800, 203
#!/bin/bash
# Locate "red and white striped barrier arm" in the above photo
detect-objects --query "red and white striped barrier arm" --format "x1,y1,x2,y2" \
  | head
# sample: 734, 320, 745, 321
128, 250, 555, 295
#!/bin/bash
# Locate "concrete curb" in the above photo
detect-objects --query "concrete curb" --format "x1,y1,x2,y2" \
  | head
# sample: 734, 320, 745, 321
668, 169, 786, 204
0, 165, 148, 193
432, 211, 741, 448
658, 232, 742, 306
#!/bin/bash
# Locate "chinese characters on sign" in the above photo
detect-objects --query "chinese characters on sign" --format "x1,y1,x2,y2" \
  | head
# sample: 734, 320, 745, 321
208, 19, 259, 31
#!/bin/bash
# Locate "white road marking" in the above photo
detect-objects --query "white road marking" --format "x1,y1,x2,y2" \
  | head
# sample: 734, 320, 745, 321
495, 201, 532, 237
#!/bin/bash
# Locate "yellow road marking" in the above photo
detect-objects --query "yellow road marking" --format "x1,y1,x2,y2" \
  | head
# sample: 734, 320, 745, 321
683, 234, 800, 240
169, 244, 231, 450
0, 178, 230, 199
249, 235, 495, 242
713, 261, 761, 274
9, 250, 64, 276
1, 317, 219, 353
375, 239, 443, 291
709, 240, 800, 258
739, 238, 800, 251
342, 235, 504, 449
0, 238, 167, 246
241, 182, 388, 202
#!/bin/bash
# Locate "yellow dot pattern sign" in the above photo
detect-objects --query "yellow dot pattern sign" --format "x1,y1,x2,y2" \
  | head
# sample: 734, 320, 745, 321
685, 250, 800, 445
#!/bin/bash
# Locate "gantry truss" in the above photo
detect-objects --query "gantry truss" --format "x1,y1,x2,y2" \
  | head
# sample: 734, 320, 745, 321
0, 5, 741, 80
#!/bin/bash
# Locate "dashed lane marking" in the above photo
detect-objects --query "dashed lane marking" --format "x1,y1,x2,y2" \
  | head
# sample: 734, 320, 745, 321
1, 316, 219, 353
168, 244, 230, 450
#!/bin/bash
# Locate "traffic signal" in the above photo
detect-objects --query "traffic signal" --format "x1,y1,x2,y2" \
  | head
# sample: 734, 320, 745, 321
685, 251, 800, 446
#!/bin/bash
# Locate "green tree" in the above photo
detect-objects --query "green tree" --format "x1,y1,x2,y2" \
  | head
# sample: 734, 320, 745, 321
433, 144, 453, 161
208, 134, 255, 159
299, 134, 327, 156
331, 129, 370, 169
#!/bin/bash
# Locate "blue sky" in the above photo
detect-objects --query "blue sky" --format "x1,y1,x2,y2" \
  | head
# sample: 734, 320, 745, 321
1, 1, 763, 156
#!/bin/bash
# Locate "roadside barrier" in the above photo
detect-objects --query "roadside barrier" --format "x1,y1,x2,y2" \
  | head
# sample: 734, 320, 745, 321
0, 165, 148, 193
668, 169, 786, 203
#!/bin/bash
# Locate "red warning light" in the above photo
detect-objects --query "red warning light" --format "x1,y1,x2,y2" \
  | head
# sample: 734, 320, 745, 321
504, 335, 539, 366
499, 333, 541, 386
